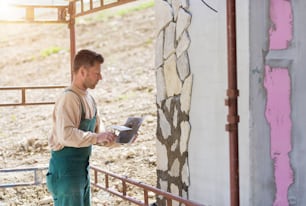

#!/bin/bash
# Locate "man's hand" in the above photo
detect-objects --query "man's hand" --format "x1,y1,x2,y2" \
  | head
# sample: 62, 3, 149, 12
96, 132, 117, 146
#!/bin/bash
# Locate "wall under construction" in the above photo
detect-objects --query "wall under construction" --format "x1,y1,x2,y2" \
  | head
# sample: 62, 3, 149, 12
155, 0, 306, 205
155, 0, 250, 205
250, 1, 306, 205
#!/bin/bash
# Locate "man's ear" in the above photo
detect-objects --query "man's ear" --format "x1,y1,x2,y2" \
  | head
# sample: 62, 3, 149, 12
80, 66, 87, 77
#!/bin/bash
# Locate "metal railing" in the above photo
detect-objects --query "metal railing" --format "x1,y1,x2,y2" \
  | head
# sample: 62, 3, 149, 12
0, 166, 48, 188
0, 165, 205, 206
74, 0, 136, 18
90, 165, 204, 206
0, 85, 66, 107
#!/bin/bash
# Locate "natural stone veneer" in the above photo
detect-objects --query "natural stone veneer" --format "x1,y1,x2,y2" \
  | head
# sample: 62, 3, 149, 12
155, 0, 192, 204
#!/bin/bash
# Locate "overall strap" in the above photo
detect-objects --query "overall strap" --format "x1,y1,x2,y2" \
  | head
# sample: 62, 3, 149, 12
89, 95, 97, 116
64, 89, 97, 119
65, 89, 86, 120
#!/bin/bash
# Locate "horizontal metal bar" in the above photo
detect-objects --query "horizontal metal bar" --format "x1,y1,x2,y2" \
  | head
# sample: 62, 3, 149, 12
0, 20, 68, 24
0, 167, 48, 172
0, 85, 67, 107
0, 85, 67, 90
75, 0, 136, 17
0, 0, 136, 24
0, 3, 69, 23
0, 102, 56, 107
91, 183, 145, 205
0, 182, 46, 188
0, 166, 48, 188
12, 4, 68, 9
90, 165, 205, 206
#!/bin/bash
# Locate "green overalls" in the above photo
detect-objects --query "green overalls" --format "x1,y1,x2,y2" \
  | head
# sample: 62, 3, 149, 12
46, 90, 96, 206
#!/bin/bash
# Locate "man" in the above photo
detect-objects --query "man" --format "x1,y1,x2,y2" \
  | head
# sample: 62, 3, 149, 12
46, 49, 117, 206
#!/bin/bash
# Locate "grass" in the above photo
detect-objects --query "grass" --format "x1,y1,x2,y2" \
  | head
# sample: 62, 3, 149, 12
83, 0, 155, 22
144, 37, 153, 45
10, 114, 16, 122
115, 0, 155, 16
40, 46, 63, 58
116, 91, 137, 101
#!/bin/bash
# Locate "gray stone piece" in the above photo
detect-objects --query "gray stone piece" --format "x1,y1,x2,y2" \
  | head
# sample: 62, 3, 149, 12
155, 31, 164, 69
164, 22, 176, 59
170, 184, 180, 203
156, 139, 169, 171
156, 67, 167, 106
182, 161, 190, 186
164, 54, 183, 97
180, 121, 191, 154
182, 189, 188, 200
165, 97, 172, 112
176, 31, 191, 58
176, 8, 191, 41
158, 109, 171, 139
159, 179, 168, 192
170, 158, 180, 177
172, 0, 180, 21
177, 51, 190, 81
155, 0, 174, 31
171, 139, 178, 152
181, 0, 189, 9
173, 106, 178, 128
180, 74, 193, 113
265, 49, 294, 68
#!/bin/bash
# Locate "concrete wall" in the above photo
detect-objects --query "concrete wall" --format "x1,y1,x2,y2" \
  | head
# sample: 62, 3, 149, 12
188, 1, 228, 205
188, 0, 249, 205
250, 0, 306, 205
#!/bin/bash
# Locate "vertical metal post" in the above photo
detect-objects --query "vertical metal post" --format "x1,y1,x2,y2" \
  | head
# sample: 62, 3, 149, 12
144, 190, 149, 205
225, 0, 240, 206
105, 174, 109, 188
21, 88, 26, 105
68, 0, 76, 82
122, 180, 127, 196
94, 169, 98, 184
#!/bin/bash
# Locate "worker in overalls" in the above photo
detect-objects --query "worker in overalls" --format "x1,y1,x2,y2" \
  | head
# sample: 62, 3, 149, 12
46, 49, 117, 206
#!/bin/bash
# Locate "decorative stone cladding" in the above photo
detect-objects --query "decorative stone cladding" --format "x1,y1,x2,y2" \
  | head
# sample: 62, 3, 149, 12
155, 0, 192, 205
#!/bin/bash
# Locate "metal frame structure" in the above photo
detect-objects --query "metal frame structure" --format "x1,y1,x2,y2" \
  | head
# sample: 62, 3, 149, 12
0, 85, 66, 106
0, 0, 136, 106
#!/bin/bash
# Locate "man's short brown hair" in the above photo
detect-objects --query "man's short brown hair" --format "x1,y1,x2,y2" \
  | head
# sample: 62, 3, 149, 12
73, 49, 104, 73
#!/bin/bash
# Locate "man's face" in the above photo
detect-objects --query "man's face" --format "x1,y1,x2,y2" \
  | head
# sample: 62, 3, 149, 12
83, 62, 102, 89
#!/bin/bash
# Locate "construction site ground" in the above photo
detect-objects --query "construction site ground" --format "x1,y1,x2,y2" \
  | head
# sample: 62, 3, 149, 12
0, 1, 156, 205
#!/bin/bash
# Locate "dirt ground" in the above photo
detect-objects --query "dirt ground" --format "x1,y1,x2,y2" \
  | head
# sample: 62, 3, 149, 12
0, 1, 156, 205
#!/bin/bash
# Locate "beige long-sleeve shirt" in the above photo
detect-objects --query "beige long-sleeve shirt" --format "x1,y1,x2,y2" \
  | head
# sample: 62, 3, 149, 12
49, 85, 100, 151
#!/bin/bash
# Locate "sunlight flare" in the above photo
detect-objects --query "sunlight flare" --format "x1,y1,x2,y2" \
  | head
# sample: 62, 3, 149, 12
0, 0, 21, 20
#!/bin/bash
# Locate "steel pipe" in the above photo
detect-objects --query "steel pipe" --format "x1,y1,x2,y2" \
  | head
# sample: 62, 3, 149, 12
226, 0, 240, 206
